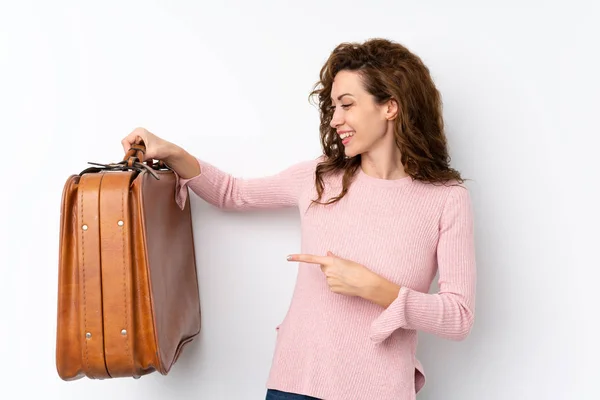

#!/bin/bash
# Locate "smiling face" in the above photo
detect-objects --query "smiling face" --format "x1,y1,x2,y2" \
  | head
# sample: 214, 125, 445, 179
329, 70, 398, 158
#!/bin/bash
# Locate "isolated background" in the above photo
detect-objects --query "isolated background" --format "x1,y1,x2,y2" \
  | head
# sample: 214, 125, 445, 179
1, 0, 598, 399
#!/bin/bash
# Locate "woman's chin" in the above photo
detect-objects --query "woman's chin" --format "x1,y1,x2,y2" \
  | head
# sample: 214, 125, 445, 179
343, 146, 359, 158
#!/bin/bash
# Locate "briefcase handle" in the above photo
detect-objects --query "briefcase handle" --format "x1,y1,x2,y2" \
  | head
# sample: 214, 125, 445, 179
123, 140, 167, 170
124, 142, 145, 166
82, 140, 168, 180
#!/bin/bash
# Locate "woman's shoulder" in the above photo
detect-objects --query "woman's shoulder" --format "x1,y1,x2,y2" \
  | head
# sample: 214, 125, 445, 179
414, 177, 470, 193
410, 178, 472, 210
412, 179, 473, 221
282, 155, 322, 177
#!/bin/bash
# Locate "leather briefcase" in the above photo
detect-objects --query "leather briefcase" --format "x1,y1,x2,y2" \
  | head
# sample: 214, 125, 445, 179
55, 143, 201, 380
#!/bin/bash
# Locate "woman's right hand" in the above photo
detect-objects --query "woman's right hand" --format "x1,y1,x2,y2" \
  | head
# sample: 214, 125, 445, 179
122, 127, 201, 179
121, 127, 175, 161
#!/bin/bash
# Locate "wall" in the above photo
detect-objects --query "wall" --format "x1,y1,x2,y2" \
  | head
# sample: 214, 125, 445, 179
1, 0, 598, 399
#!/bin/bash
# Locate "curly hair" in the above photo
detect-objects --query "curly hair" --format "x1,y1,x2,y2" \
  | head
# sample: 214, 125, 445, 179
309, 38, 463, 205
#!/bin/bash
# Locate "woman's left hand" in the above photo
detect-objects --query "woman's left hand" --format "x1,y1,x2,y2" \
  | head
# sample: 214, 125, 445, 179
286, 251, 378, 297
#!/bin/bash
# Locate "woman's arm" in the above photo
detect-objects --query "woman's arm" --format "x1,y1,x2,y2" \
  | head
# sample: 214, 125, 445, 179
169, 148, 318, 212
121, 128, 317, 212
164, 144, 201, 179
368, 185, 477, 342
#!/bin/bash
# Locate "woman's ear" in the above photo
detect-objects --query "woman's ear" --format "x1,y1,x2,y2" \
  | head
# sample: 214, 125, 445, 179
385, 98, 399, 120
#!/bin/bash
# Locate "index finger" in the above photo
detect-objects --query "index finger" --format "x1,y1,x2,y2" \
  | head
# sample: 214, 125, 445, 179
287, 254, 328, 265
121, 131, 144, 153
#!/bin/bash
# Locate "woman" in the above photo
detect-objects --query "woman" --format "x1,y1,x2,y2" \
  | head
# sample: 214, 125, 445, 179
122, 38, 476, 400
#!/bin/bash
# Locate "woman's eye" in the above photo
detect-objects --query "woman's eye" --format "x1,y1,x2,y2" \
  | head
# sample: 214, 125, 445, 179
329, 104, 352, 110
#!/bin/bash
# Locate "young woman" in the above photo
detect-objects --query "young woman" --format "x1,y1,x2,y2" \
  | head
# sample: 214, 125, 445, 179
122, 38, 476, 400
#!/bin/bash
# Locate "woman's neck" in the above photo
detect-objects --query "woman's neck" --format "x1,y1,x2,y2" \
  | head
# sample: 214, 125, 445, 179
359, 140, 408, 180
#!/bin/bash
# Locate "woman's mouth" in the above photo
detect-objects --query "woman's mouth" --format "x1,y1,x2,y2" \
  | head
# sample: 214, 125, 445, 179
339, 131, 354, 145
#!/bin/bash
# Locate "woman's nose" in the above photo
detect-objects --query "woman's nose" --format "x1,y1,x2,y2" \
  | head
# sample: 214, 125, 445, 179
330, 108, 343, 129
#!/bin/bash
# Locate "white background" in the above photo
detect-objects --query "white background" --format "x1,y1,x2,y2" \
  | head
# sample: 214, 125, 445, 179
1, 0, 598, 399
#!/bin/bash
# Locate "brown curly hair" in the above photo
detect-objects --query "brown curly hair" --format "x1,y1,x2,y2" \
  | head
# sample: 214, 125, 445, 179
309, 38, 463, 205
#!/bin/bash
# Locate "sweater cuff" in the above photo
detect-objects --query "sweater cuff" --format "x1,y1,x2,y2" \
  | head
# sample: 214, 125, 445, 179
174, 169, 201, 210
369, 286, 410, 343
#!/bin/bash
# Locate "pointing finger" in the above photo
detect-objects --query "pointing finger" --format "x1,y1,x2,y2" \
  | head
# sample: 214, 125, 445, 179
287, 254, 328, 265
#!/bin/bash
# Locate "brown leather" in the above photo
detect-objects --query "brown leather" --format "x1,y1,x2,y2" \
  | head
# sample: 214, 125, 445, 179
98, 171, 136, 377
124, 143, 145, 167
78, 172, 111, 379
56, 148, 201, 380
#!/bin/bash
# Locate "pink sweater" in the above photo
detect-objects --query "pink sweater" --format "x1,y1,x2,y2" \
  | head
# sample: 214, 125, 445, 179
174, 156, 476, 400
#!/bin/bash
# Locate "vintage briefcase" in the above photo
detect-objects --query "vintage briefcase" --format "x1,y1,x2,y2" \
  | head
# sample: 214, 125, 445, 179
56, 143, 201, 380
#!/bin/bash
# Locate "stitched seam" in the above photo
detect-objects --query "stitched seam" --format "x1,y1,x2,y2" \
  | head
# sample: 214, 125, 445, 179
80, 178, 91, 376
121, 185, 131, 360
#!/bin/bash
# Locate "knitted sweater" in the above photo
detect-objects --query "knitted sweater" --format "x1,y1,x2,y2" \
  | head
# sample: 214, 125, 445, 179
174, 156, 476, 400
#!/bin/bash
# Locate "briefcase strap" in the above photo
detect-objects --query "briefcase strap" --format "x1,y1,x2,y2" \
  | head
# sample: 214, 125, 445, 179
98, 171, 136, 377
77, 173, 110, 378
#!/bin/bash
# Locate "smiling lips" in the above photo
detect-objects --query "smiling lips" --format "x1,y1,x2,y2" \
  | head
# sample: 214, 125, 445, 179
338, 130, 355, 145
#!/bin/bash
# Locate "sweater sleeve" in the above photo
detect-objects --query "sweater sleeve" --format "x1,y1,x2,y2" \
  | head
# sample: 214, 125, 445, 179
173, 157, 317, 211
369, 185, 477, 342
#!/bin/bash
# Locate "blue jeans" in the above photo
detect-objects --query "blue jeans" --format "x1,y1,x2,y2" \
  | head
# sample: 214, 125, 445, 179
265, 389, 321, 400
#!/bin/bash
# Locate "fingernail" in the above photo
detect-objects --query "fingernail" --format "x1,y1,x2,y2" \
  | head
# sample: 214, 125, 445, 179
286, 255, 292, 260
